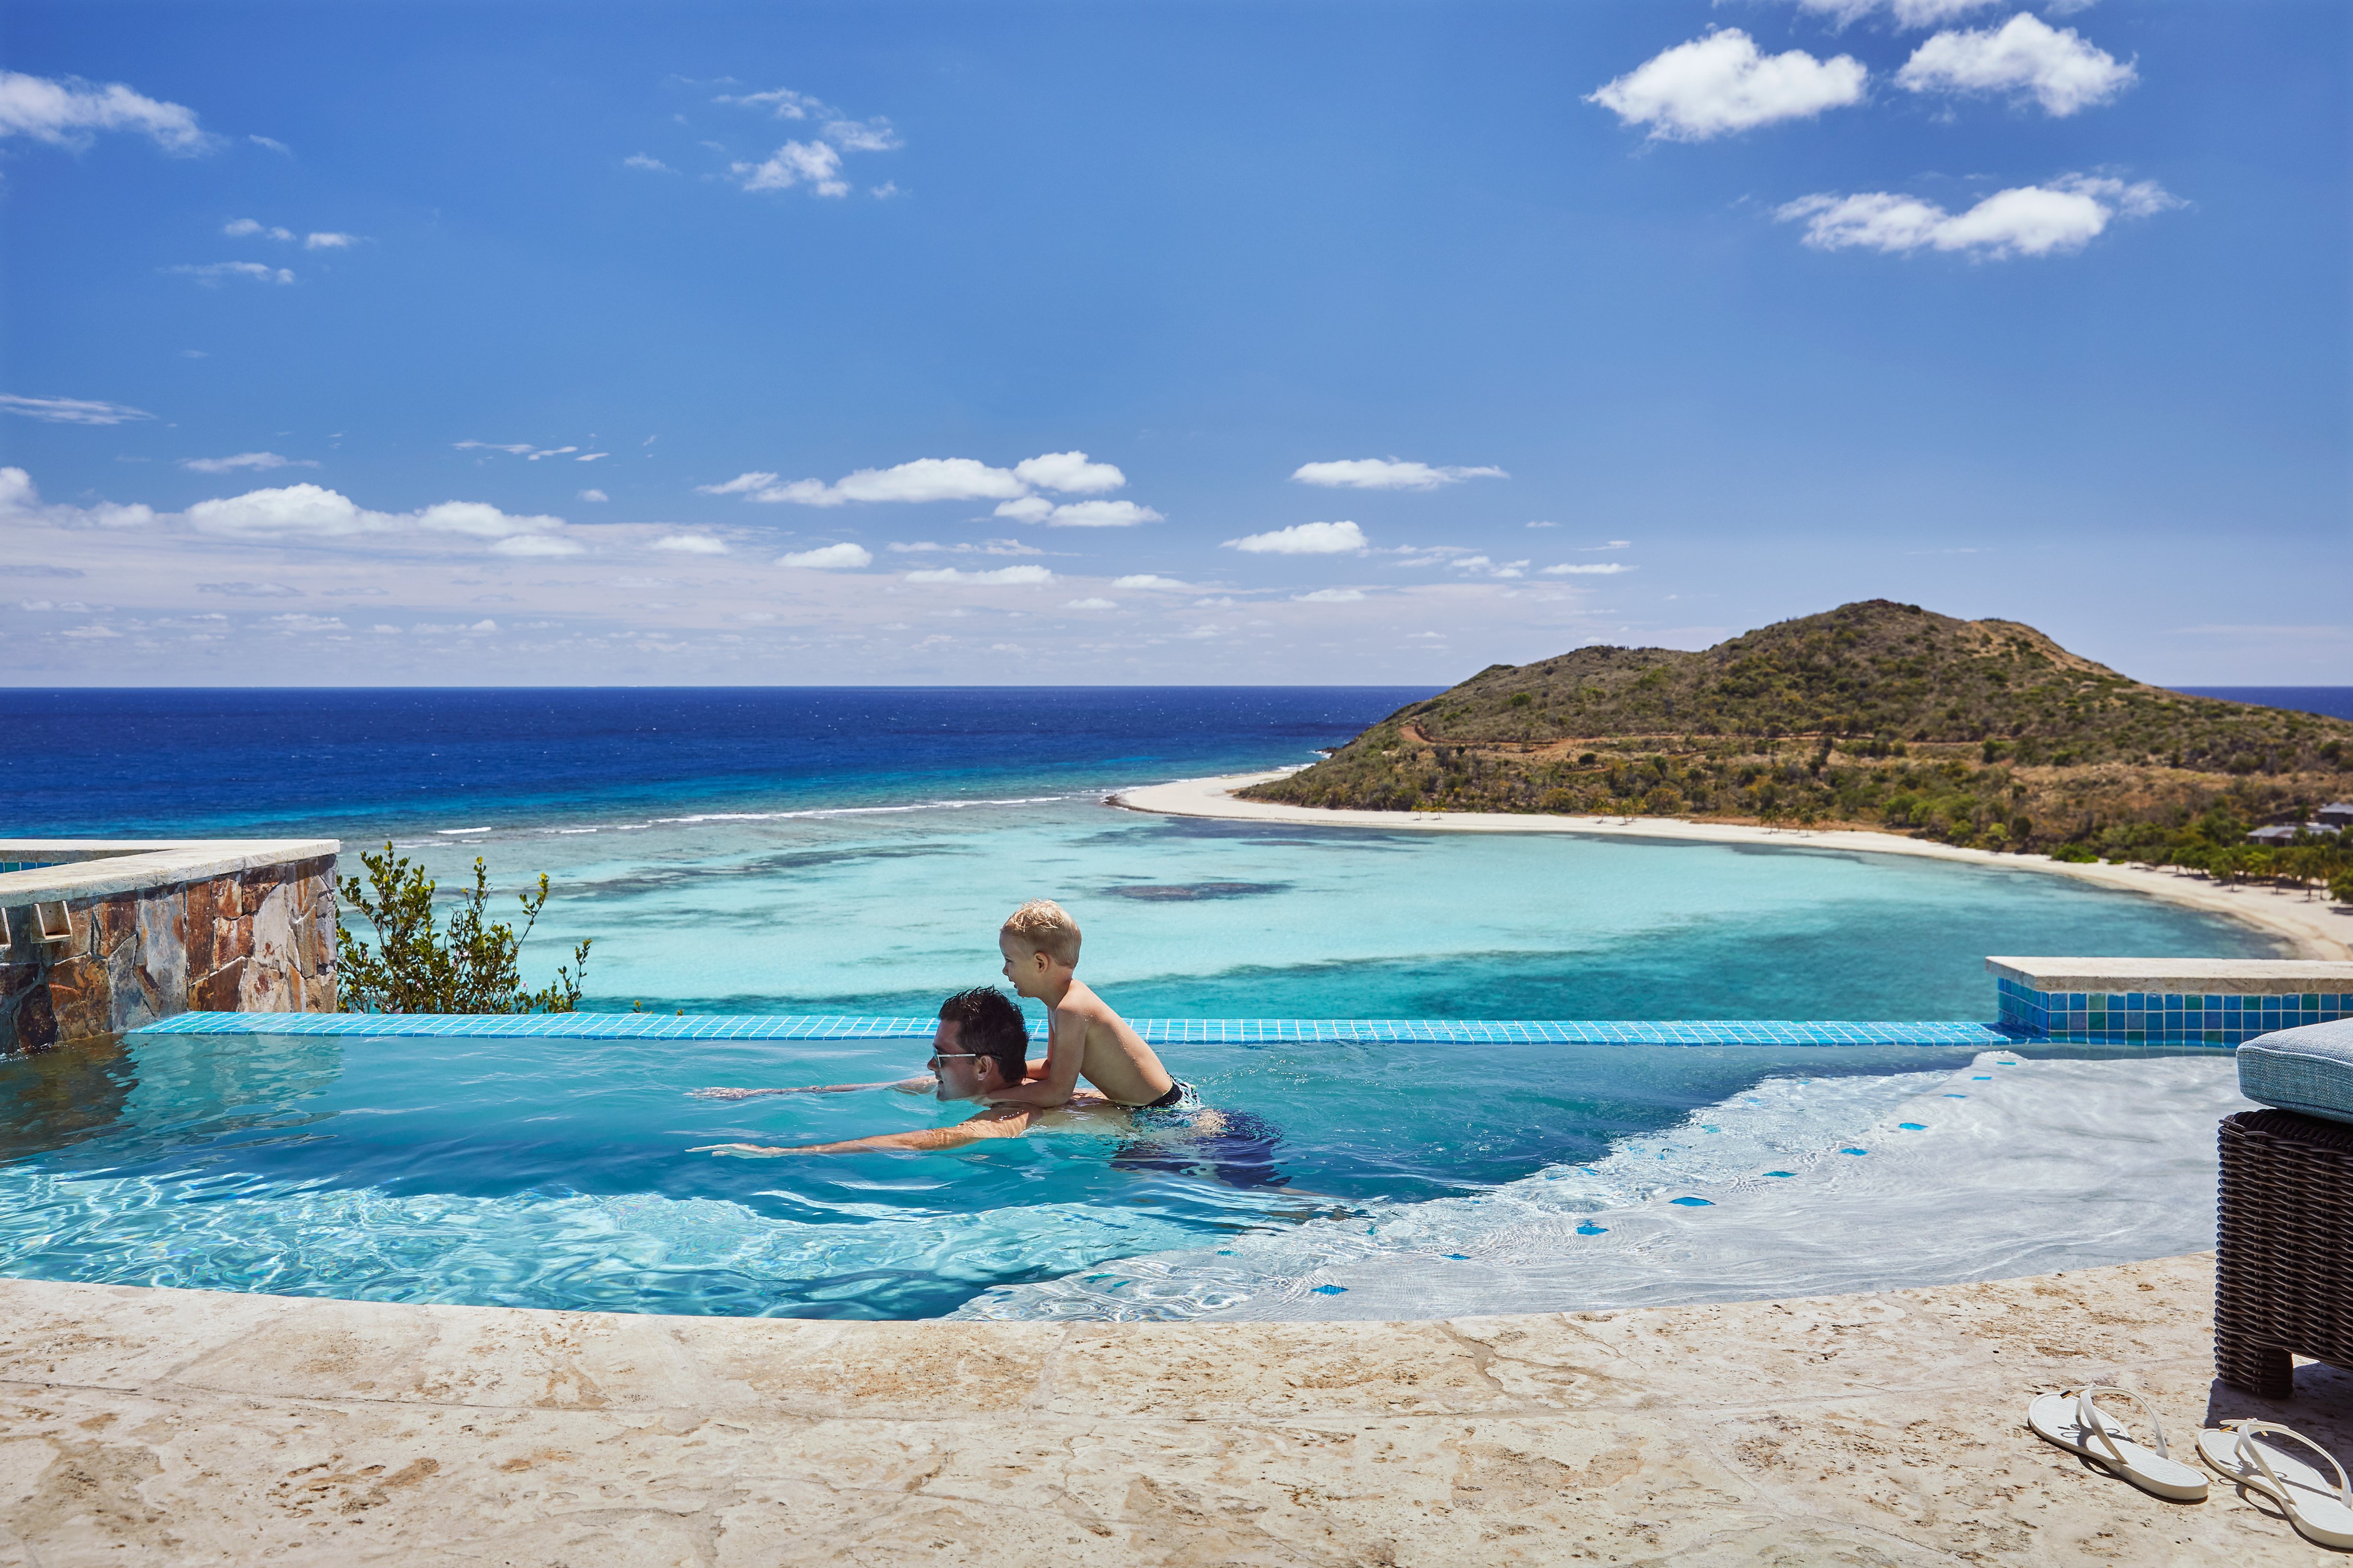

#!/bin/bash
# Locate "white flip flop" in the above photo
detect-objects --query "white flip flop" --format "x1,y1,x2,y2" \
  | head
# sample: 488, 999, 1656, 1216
2027, 1387, 2209, 1501
2198, 1420, 2353, 1548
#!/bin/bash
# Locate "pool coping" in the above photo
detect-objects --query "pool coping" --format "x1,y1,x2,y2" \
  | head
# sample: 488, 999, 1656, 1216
0, 839, 341, 904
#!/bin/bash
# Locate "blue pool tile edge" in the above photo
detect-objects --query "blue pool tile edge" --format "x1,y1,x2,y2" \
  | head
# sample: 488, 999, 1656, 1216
128, 1011, 2035, 1048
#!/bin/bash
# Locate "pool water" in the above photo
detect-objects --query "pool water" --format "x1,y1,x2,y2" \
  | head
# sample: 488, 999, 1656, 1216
3, 1025, 2064, 1320
0, 791, 2280, 1320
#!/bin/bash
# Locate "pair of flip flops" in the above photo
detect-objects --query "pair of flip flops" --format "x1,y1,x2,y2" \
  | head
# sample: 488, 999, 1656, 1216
2028, 1387, 2353, 1549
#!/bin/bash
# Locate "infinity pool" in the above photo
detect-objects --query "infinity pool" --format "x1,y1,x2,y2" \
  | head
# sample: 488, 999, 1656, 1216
0, 1024, 2085, 1320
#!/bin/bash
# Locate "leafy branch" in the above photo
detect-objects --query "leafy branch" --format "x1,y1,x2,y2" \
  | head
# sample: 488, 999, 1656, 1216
335, 842, 593, 1014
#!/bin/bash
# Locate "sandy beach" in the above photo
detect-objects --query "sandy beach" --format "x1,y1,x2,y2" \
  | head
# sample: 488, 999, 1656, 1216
1114, 770, 2353, 961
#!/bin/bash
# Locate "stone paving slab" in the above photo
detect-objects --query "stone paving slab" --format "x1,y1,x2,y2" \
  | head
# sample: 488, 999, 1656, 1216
1, 1254, 2348, 1565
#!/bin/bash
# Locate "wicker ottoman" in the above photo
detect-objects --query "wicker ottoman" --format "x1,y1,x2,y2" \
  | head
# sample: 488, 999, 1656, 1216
2215, 1108, 2353, 1397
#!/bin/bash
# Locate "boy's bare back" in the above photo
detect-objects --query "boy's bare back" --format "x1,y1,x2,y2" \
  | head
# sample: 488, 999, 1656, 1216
992, 899, 1179, 1110
1045, 977, 1173, 1107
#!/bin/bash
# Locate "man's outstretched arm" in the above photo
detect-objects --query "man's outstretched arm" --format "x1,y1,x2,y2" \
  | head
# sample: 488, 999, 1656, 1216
692, 1104, 1039, 1156
691, 1076, 935, 1099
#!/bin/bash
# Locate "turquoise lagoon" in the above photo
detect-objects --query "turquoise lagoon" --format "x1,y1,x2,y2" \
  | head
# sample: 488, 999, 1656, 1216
0, 788, 2278, 1320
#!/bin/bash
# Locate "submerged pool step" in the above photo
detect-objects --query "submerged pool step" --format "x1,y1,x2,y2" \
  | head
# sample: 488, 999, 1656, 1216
132, 1011, 2028, 1046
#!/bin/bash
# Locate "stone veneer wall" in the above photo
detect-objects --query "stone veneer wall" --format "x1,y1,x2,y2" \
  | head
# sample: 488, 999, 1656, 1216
1, 853, 337, 1053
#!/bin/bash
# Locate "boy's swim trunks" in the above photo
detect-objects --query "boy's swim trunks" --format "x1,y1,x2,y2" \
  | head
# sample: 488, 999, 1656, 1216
1134, 1079, 1194, 1111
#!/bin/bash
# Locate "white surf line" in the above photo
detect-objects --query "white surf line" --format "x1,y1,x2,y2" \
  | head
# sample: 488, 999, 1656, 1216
1111, 770, 2353, 961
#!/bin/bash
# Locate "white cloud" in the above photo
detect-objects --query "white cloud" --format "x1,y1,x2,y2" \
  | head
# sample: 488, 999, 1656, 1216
196, 581, 303, 597
695, 471, 778, 495
824, 117, 901, 153
1013, 451, 1125, 493
777, 542, 874, 570
1793, 0, 2005, 28
751, 457, 1029, 507
716, 87, 826, 119
1112, 574, 1191, 589
578, 488, 609, 503
268, 613, 346, 632
1778, 173, 2179, 258
179, 451, 317, 474
1181, 623, 1225, 640
60, 623, 122, 639
224, 219, 362, 250
623, 153, 673, 173
1293, 588, 1364, 603
1290, 458, 1507, 491
890, 539, 1044, 557
992, 496, 1055, 524
0, 467, 156, 530
576, 452, 609, 462
652, 533, 728, 554
716, 92, 902, 196
1224, 520, 1368, 555
1542, 562, 1637, 575
732, 140, 847, 196
173, 481, 575, 553
1589, 30, 1866, 141
0, 394, 152, 425
1897, 14, 2134, 116
870, 181, 904, 200
0, 70, 212, 155
456, 441, 581, 461
169, 262, 294, 285
1062, 597, 1117, 611
250, 134, 290, 155
1037, 499, 1161, 528
903, 565, 1054, 585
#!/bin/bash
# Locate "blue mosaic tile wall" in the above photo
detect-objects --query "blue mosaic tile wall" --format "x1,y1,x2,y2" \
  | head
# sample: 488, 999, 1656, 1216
1995, 976, 2348, 1047
132, 1010, 2023, 1049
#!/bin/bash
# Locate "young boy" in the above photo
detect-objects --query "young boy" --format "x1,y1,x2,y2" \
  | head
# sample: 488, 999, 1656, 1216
986, 899, 1189, 1111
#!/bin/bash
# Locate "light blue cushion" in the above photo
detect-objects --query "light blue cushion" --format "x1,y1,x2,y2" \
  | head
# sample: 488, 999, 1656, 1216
2238, 1018, 2353, 1126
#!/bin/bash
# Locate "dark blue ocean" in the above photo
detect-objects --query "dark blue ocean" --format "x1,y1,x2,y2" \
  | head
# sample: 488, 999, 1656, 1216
2173, 688, 2353, 723
0, 688, 1433, 837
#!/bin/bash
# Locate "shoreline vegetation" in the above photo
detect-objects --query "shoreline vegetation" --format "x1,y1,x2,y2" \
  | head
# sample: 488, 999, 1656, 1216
1116, 771, 2353, 962
1218, 601, 2352, 934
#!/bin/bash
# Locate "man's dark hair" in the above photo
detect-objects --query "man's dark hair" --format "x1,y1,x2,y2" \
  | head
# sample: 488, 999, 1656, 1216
938, 986, 1030, 1084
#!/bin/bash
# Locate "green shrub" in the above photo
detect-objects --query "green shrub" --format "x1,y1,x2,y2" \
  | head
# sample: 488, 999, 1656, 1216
2049, 843, 2099, 863
337, 842, 593, 1014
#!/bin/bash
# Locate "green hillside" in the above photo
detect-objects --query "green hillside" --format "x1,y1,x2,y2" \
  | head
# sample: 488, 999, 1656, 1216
1245, 600, 2353, 872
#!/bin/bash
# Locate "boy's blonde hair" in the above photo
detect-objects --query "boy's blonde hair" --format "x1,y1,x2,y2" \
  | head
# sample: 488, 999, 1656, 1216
1001, 899, 1081, 967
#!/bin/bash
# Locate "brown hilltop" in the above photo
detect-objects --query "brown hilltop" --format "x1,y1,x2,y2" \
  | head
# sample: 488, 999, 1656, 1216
1245, 601, 2353, 857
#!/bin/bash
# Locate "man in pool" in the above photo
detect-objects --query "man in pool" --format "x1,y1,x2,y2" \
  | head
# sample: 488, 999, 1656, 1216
691, 986, 1118, 1156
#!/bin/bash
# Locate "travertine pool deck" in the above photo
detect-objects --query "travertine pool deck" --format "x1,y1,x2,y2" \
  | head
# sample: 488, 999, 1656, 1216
3, 1256, 2347, 1565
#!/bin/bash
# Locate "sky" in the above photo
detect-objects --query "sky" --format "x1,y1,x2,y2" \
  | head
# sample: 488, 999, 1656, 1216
2, 0, 2346, 687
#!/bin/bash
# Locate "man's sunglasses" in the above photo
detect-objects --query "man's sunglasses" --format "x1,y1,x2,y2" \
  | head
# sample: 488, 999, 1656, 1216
927, 1051, 983, 1067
